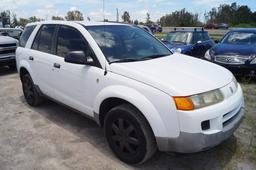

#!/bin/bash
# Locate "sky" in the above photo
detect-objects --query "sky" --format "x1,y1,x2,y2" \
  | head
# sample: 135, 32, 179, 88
1, 0, 256, 22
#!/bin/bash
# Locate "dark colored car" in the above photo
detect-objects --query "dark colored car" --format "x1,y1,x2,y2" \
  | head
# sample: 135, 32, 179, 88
149, 24, 162, 33
204, 29, 256, 75
205, 23, 219, 29
218, 23, 229, 29
162, 28, 215, 58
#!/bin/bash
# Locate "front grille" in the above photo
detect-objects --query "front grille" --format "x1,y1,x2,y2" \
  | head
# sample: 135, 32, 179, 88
215, 55, 251, 65
0, 49, 15, 54
0, 43, 16, 47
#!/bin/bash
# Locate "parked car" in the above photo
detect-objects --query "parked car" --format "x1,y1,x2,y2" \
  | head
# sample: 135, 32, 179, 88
204, 23, 219, 29
0, 28, 23, 40
148, 24, 162, 33
17, 21, 244, 164
0, 35, 18, 69
218, 23, 229, 29
162, 28, 215, 58
138, 25, 153, 34
204, 29, 256, 75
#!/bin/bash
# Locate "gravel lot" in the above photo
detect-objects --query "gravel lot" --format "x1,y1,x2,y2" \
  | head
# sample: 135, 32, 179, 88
0, 67, 255, 170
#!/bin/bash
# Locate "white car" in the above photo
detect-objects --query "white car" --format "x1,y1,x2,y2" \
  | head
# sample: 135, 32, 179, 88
16, 21, 244, 164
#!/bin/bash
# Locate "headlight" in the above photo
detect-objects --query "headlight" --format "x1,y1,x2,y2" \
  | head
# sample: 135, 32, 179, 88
204, 50, 211, 60
170, 48, 182, 53
173, 89, 224, 111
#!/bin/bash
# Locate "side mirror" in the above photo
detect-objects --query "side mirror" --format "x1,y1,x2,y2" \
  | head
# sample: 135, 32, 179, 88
65, 51, 94, 65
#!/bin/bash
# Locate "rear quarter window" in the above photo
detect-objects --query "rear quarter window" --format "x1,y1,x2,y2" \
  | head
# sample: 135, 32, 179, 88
19, 25, 36, 47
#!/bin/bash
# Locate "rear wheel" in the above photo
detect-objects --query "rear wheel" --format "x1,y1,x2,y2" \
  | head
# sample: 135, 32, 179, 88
104, 104, 157, 164
21, 74, 43, 106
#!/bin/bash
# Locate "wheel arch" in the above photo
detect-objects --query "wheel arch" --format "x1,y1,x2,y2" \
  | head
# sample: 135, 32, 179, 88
94, 85, 168, 138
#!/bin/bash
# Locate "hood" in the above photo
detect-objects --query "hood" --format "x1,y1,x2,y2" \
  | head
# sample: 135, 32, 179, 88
109, 54, 233, 96
212, 43, 256, 56
0, 36, 18, 45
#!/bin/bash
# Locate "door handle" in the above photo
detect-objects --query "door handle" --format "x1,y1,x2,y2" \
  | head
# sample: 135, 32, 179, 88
29, 56, 34, 61
53, 63, 61, 69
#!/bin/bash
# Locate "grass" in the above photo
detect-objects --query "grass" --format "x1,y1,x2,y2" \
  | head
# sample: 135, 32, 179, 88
232, 23, 256, 28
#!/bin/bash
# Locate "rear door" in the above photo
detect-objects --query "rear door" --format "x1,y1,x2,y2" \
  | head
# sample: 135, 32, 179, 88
50, 25, 103, 116
29, 24, 58, 98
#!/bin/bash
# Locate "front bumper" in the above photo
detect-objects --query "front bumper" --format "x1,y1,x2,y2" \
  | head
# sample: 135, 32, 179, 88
157, 82, 244, 153
156, 106, 244, 153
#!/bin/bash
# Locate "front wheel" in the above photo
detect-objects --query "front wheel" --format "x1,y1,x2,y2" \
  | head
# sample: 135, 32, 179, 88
104, 104, 157, 164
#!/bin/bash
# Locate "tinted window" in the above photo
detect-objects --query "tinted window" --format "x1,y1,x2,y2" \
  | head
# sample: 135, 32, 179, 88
57, 26, 89, 57
86, 25, 171, 63
192, 33, 203, 43
19, 25, 36, 47
32, 25, 56, 54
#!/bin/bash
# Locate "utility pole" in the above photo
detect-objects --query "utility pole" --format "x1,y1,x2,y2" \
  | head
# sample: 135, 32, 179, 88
116, 8, 119, 22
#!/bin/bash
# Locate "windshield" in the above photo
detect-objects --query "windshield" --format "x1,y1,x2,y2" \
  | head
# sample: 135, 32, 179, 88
222, 32, 256, 45
165, 32, 190, 44
85, 25, 171, 63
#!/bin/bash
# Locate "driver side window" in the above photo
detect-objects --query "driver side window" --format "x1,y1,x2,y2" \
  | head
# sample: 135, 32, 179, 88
56, 26, 90, 58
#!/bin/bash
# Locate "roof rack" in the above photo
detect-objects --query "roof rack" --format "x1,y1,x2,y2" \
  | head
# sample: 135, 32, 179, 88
173, 27, 205, 32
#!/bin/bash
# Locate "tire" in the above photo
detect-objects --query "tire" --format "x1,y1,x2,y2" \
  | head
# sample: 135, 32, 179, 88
104, 104, 157, 164
21, 74, 43, 106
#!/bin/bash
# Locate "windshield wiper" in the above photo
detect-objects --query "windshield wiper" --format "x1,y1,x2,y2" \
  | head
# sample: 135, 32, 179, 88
109, 54, 169, 64
109, 58, 140, 64
172, 41, 186, 44
140, 54, 169, 60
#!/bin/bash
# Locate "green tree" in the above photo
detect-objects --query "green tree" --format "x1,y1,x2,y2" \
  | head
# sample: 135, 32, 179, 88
28, 16, 41, 22
160, 8, 201, 27
134, 19, 139, 25
146, 13, 152, 25
0, 10, 11, 27
52, 16, 64, 20
11, 13, 18, 27
65, 10, 84, 21
121, 11, 131, 23
18, 18, 29, 27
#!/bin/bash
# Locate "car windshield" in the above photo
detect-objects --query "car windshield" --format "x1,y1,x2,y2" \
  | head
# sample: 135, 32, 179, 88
222, 32, 256, 45
85, 25, 171, 63
165, 32, 189, 44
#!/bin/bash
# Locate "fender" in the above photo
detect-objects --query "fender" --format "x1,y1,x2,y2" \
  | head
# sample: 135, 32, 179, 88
18, 60, 36, 81
93, 85, 169, 138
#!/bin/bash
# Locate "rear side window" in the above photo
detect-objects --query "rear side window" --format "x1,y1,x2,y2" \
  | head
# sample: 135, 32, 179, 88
57, 26, 89, 57
19, 25, 36, 47
32, 25, 56, 54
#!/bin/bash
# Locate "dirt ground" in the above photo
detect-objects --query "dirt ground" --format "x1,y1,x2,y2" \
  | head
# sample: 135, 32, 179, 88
0, 67, 255, 170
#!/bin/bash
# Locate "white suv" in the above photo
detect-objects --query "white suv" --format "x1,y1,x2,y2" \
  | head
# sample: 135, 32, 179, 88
16, 21, 244, 164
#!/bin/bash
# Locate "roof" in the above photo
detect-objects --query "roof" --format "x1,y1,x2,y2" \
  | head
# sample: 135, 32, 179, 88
168, 27, 207, 33
26, 20, 128, 27
230, 28, 256, 33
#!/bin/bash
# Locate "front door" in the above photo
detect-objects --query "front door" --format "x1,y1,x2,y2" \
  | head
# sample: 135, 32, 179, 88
51, 25, 103, 117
